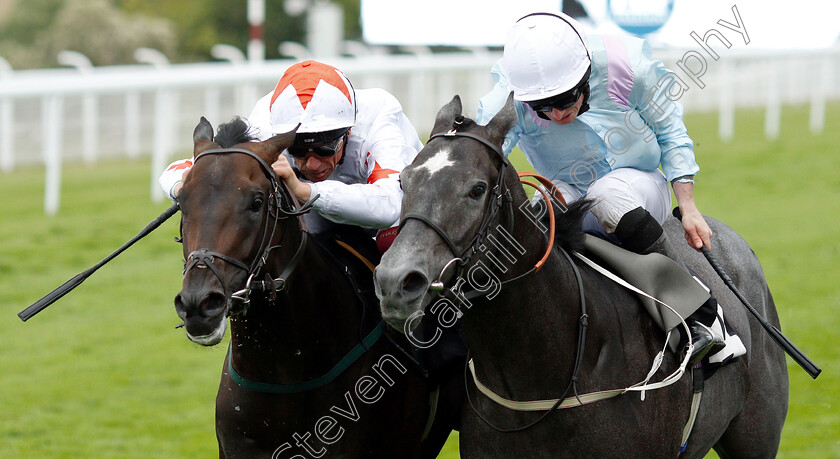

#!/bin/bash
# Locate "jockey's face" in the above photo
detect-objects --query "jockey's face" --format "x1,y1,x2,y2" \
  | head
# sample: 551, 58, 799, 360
543, 93, 585, 126
292, 146, 344, 182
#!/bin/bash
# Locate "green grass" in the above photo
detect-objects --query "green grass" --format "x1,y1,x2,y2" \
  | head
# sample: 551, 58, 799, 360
1, 103, 838, 457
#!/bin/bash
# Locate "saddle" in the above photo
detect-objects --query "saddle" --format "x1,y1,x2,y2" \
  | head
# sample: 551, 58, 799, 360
579, 233, 711, 351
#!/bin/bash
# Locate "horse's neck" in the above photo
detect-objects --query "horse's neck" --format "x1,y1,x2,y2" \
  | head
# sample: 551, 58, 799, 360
228, 230, 367, 382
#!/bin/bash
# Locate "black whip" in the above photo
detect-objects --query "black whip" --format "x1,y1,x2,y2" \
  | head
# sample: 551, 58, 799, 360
673, 207, 820, 379
18, 203, 180, 322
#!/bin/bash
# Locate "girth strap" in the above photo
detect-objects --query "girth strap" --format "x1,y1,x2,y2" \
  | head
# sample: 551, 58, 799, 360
227, 321, 387, 393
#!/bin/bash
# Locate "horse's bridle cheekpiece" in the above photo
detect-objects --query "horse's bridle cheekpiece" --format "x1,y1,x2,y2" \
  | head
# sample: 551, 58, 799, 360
182, 147, 319, 313
399, 116, 514, 291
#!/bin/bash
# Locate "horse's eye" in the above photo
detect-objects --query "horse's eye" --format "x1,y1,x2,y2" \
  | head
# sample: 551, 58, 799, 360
250, 197, 264, 212
469, 184, 487, 199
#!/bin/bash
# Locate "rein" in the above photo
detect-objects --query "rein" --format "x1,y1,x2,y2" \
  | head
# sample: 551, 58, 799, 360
400, 120, 559, 294
183, 147, 388, 394
465, 246, 590, 433
227, 321, 387, 393
395, 119, 591, 431
182, 147, 317, 312
400, 117, 514, 275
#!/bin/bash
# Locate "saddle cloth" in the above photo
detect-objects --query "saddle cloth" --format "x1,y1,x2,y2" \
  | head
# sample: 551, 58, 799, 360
581, 234, 710, 352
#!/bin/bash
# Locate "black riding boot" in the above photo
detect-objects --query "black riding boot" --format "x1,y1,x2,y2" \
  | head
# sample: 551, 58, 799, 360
614, 207, 724, 364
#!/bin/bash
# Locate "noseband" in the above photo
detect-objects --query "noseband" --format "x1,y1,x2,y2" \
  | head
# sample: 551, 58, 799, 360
399, 116, 514, 289
182, 147, 317, 311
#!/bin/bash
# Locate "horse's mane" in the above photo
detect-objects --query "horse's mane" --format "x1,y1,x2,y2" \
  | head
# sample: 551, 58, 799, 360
552, 198, 594, 252
215, 116, 257, 147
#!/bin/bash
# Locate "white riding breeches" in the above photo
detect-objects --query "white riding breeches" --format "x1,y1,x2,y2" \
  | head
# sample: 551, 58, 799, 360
551, 168, 672, 235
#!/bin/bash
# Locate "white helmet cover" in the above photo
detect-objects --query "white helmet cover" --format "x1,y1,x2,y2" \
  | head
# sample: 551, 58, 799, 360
502, 12, 591, 102
268, 60, 356, 137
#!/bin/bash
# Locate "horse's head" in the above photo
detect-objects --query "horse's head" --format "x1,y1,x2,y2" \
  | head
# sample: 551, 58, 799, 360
174, 117, 296, 345
374, 94, 519, 332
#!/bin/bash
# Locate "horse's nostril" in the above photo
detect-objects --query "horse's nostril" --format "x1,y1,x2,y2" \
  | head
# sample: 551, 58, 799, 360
201, 291, 227, 317
401, 271, 429, 297
175, 291, 227, 319
174, 293, 183, 307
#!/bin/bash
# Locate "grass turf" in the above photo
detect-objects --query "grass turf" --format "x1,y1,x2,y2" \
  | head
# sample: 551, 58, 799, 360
1, 103, 838, 457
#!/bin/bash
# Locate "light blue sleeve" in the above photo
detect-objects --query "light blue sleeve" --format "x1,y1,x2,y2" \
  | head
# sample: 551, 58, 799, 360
476, 60, 521, 156
630, 42, 699, 183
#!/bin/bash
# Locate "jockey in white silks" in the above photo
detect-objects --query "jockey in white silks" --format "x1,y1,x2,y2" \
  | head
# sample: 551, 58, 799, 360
159, 60, 422, 253
477, 12, 745, 366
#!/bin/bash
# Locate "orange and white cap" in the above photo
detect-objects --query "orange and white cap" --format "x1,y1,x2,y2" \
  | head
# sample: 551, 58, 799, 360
268, 60, 356, 142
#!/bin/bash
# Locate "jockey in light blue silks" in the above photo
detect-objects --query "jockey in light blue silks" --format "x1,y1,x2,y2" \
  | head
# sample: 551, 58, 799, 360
477, 11, 745, 366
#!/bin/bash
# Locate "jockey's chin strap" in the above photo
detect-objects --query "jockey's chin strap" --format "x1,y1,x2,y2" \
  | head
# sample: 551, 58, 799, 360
182, 147, 319, 313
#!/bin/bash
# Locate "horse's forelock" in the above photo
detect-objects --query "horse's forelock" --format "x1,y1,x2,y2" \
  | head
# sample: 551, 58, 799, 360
215, 116, 257, 148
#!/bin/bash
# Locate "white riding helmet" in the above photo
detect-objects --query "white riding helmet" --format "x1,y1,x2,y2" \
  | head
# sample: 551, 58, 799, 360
502, 12, 591, 102
268, 60, 356, 145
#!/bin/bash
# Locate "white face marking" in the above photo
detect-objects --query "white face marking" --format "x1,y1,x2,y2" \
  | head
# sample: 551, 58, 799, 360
416, 148, 455, 176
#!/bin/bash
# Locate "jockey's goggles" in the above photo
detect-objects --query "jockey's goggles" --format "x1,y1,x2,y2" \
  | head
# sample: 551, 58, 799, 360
288, 132, 347, 159
527, 68, 591, 114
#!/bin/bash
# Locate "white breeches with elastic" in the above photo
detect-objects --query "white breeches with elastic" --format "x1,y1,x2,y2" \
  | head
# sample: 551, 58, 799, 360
551, 168, 672, 235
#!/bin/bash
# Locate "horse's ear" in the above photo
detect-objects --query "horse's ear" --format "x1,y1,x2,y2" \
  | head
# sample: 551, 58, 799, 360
260, 124, 299, 162
193, 116, 214, 156
483, 92, 516, 146
430, 95, 463, 137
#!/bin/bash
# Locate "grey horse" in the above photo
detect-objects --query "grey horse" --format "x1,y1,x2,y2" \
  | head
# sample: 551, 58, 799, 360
374, 95, 789, 458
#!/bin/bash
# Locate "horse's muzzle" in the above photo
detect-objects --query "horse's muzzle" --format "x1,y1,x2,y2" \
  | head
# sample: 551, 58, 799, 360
374, 264, 431, 329
174, 289, 228, 345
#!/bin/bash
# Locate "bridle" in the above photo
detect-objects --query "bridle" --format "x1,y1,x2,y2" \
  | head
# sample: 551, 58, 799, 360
398, 116, 558, 293
397, 116, 591, 432
399, 116, 516, 289
183, 147, 396, 395
181, 147, 318, 313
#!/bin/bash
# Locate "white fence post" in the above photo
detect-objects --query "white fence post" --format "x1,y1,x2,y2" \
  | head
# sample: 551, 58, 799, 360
343, 42, 391, 95
42, 96, 64, 215
466, 47, 493, 119
401, 46, 433, 132
764, 67, 780, 140
58, 51, 98, 164
210, 44, 254, 118
125, 91, 141, 158
810, 56, 831, 135
0, 57, 13, 173
306, 0, 342, 58
135, 48, 172, 202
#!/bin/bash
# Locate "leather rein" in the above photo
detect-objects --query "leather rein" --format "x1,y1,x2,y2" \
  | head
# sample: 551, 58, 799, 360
397, 120, 593, 432
181, 147, 318, 314
399, 117, 559, 294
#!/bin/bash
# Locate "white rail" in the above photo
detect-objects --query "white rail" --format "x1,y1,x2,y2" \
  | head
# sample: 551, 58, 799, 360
1, 48, 838, 214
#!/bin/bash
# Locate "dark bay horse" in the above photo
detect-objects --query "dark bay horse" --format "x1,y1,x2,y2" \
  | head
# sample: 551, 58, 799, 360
374, 95, 789, 458
174, 116, 459, 458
